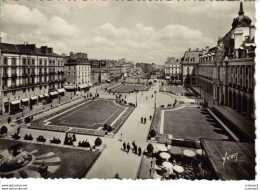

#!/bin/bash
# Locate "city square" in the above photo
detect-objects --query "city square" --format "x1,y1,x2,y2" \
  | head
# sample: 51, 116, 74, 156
0, 0, 257, 184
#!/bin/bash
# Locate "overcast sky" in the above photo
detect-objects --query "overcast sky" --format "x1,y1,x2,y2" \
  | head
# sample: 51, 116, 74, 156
1, 0, 256, 65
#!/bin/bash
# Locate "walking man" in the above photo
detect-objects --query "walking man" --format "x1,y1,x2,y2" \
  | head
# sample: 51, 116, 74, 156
141, 117, 143, 123
8, 117, 11, 124
127, 143, 130, 153
149, 115, 152, 120
144, 117, 146, 124
138, 147, 142, 156
134, 145, 137, 154
123, 142, 126, 151
132, 141, 136, 151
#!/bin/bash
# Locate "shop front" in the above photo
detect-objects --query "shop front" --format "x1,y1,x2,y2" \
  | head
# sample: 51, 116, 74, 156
57, 88, 66, 96
30, 96, 38, 105
10, 100, 21, 115
21, 98, 29, 107
49, 91, 59, 99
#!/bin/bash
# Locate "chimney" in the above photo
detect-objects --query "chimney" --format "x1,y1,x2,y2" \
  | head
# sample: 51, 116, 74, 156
41, 46, 48, 54
196, 48, 199, 51
249, 25, 255, 41
206, 46, 209, 52
70, 52, 73, 57
47, 47, 53, 54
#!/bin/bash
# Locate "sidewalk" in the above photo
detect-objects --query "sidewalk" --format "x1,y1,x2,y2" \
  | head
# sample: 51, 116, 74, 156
85, 105, 154, 179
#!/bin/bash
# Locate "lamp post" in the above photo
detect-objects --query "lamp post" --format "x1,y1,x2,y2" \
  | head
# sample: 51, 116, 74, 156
154, 90, 157, 109
21, 105, 24, 117
134, 89, 138, 107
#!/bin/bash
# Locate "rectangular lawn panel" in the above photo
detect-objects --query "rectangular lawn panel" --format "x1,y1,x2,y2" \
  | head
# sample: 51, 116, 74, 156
163, 107, 230, 141
0, 139, 100, 179
112, 84, 149, 93
48, 99, 126, 129
163, 86, 189, 94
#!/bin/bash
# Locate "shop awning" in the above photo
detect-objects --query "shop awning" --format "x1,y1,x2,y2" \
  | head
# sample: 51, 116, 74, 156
49, 91, 59, 96
30, 96, 38, 100
165, 76, 170, 79
21, 98, 29, 102
44, 94, 49, 97
57, 88, 65, 93
11, 100, 20, 105
64, 85, 75, 90
39, 95, 44, 98
78, 83, 91, 89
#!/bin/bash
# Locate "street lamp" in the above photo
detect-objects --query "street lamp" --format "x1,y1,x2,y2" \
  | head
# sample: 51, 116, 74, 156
134, 89, 138, 107
154, 90, 157, 109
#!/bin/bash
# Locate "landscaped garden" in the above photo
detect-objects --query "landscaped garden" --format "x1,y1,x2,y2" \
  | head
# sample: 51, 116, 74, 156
0, 139, 100, 178
111, 84, 151, 93
48, 99, 126, 130
161, 85, 190, 95
163, 107, 230, 141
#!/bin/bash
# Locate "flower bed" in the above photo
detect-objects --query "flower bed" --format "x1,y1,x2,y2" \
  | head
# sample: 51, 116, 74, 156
68, 128, 106, 136
28, 125, 70, 132
113, 106, 135, 133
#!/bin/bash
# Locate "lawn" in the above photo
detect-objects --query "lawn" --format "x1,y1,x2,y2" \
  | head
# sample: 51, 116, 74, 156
48, 99, 126, 129
163, 107, 230, 141
162, 86, 189, 95
112, 84, 150, 93
0, 139, 100, 178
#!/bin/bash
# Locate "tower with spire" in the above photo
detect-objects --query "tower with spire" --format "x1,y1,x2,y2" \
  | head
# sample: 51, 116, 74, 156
232, 1, 252, 29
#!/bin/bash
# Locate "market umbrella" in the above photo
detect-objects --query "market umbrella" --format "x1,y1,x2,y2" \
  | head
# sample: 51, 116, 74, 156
169, 147, 182, 155
196, 149, 203, 156
162, 161, 173, 169
183, 150, 196, 158
160, 152, 171, 160
173, 165, 184, 173
156, 144, 168, 152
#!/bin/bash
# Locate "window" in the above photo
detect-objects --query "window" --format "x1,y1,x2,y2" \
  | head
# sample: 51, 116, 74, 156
4, 92, 7, 96
4, 57, 8, 65
23, 58, 26, 65
40, 59, 42, 65
32, 87, 35, 91
12, 90, 16, 95
23, 89, 26, 93
32, 59, 35, 65
12, 57, 16, 65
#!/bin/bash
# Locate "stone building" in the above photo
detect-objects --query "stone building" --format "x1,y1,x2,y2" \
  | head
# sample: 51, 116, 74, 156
164, 57, 182, 84
64, 52, 91, 92
181, 48, 203, 87
198, 2, 255, 119
0, 42, 65, 115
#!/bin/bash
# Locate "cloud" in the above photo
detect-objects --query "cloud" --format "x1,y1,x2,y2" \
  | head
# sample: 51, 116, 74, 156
1, 3, 215, 64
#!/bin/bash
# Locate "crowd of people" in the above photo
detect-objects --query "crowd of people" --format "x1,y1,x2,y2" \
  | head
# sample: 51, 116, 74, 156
122, 141, 142, 156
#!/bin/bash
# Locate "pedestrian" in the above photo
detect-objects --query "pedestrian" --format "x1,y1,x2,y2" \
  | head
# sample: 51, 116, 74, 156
141, 117, 143, 123
132, 141, 136, 150
146, 96, 148, 100
144, 117, 146, 124
138, 147, 142, 156
7, 117, 11, 124
149, 115, 152, 120
134, 145, 137, 154
165, 141, 168, 149
119, 133, 123, 141
123, 142, 126, 151
127, 143, 130, 153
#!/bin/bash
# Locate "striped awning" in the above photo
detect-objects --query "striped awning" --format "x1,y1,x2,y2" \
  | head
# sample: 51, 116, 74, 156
78, 83, 91, 89
30, 96, 38, 100
44, 94, 49, 97
11, 100, 20, 105
57, 88, 66, 93
64, 85, 76, 90
21, 98, 29, 102
39, 95, 44, 98
49, 91, 59, 96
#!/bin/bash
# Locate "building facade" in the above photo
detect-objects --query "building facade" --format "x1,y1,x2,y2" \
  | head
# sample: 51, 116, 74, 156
0, 42, 65, 115
197, 2, 255, 119
164, 57, 182, 84
181, 48, 203, 87
64, 52, 91, 92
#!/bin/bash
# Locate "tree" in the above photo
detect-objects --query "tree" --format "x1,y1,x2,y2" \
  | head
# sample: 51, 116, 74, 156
107, 126, 113, 132
95, 137, 102, 146
149, 129, 156, 138
1, 126, 7, 134
147, 143, 154, 153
